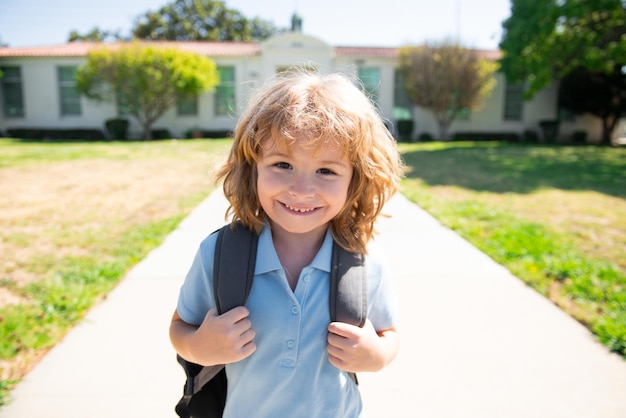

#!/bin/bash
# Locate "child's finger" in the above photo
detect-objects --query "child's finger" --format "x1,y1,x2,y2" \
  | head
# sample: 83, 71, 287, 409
220, 305, 251, 323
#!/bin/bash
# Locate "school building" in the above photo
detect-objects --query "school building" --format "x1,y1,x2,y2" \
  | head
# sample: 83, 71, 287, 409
0, 24, 608, 142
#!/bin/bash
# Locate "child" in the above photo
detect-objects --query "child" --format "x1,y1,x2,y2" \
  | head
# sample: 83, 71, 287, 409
170, 71, 403, 417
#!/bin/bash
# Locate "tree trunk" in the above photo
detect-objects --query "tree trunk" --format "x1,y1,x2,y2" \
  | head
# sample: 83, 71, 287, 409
438, 120, 451, 141
142, 122, 153, 141
600, 116, 617, 146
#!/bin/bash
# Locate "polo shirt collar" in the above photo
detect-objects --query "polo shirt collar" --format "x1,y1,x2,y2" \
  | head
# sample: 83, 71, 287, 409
254, 223, 333, 275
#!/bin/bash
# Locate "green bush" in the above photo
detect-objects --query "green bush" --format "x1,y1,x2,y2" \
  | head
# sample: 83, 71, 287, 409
104, 118, 129, 140
539, 120, 560, 142
396, 119, 414, 142
151, 129, 172, 140
418, 132, 434, 142
6, 128, 106, 141
452, 132, 521, 142
572, 130, 588, 144
523, 129, 540, 143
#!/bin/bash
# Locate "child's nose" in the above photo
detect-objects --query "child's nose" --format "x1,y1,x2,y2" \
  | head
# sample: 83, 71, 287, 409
288, 173, 314, 197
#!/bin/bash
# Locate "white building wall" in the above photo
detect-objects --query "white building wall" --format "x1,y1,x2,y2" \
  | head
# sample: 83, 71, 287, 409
409, 72, 603, 142
259, 32, 334, 79
0, 34, 605, 142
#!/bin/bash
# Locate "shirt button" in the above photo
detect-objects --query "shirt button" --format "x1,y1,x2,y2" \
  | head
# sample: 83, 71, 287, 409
287, 340, 295, 349
291, 306, 299, 315
303, 275, 310, 283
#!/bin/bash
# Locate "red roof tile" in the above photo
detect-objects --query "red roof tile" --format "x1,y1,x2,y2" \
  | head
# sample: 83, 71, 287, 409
0, 41, 261, 58
335, 46, 399, 59
0, 41, 500, 60
474, 49, 503, 60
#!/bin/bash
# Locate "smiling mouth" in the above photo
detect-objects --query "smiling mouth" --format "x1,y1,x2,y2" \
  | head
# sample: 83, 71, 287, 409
281, 202, 318, 213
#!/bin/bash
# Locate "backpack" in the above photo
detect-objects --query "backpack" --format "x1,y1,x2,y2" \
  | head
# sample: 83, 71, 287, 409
174, 222, 368, 418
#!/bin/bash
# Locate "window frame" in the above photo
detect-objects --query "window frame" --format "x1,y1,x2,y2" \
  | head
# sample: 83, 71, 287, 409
358, 66, 380, 106
393, 69, 412, 120
215, 66, 236, 116
58, 66, 82, 116
503, 81, 524, 121
1, 65, 25, 118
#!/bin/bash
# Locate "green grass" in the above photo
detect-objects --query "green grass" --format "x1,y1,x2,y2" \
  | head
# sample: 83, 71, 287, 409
0, 137, 224, 168
1, 138, 625, 406
399, 141, 626, 356
0, 138, 232, 406
0, 216, 182, 359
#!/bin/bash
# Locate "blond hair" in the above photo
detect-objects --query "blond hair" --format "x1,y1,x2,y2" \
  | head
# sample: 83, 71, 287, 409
216, 71, 403, 253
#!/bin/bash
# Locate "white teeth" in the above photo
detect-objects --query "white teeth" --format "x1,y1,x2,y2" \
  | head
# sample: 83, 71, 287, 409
285, 204, 314, 213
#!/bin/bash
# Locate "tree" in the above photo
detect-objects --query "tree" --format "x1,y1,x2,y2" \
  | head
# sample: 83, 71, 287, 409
68, 27, 127, 43
132, 0, 276, 41
76, 43, 219, 140
559, 66, 626, 144
499, 0, 626, 144
398, 43, 499, 141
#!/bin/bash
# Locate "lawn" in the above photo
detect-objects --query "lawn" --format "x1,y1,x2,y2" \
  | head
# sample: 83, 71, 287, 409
0, 138, 232, 405
0, 138, 624, 406
399, 141, 626, 357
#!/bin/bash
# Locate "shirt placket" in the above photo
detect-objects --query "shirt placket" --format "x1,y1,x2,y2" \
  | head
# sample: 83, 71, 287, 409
279, 268, 312, 368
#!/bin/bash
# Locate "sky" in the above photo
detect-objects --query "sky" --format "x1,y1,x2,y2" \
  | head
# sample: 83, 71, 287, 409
0, 0, 511, 50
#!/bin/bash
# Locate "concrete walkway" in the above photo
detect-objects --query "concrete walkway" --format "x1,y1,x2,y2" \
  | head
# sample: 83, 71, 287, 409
1, 190, 625, 417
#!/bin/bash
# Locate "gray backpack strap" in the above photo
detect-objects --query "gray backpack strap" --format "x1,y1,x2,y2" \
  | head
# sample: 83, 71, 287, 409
329, 242, 367, 327
213, 222, 259, 314
329, 241, 367, 385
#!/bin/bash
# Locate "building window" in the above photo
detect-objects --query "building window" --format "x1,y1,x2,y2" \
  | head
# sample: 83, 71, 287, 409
358, 67, 380, 105
504, 82, 524, 120
58, 66, 81, 116
393, 70, 412, 120
1, 66, 25, 117
177, 94, 198, 116
215, 66, 235, 116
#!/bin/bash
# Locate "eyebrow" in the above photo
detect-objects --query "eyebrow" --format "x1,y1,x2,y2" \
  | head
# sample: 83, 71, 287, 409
262, 149, 350, 169
319, 159, 351, 169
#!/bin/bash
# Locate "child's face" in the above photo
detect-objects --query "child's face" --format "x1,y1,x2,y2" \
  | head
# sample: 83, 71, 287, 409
256, 137, 353, 238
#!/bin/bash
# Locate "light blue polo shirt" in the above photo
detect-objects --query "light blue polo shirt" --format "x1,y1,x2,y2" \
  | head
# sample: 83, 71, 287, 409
176, 223, 398, 418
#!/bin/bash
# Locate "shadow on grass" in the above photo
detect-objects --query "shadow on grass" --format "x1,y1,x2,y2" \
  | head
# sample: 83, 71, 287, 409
402, 143, 626, 198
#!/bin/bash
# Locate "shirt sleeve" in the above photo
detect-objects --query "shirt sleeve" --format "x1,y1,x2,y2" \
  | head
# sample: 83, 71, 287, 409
176, 233, 218, 326
365, 241, 399, 332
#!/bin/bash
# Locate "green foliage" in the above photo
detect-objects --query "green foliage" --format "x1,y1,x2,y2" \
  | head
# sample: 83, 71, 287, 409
76, 43, 219, 139
0, 139, 232, 403
399, 142, 626, 356
398, 42, 499, 140
500, 0, 626, 96
5, 128, 106, 141
558, 67, 626, 144
0, 216, 184, 359
0, 379, 15, 407
68, 27, 126, 43
132, 0, 277, 41
104, 118, 129, 140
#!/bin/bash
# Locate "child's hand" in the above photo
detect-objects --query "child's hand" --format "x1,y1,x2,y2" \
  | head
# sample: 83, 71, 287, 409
192, 306, 256, 366
327, 320, 398, 373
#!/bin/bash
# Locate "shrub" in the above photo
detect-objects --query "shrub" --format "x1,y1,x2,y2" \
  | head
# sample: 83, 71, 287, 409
523, 129, 540, 143
396, 120, 414, 142
104, 118, 129, 140
418, 132, 434, 142
151, 129, 172, 140
452, 132, 521, 142
572, 130, 588, 144
6, 128, 106, 141
539, 120, 560, 142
